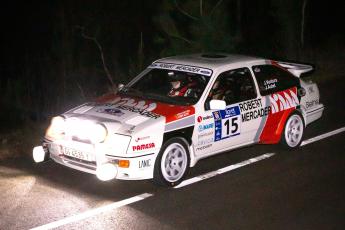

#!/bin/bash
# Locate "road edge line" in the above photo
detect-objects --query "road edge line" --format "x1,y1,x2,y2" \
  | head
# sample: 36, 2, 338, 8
301, 126, 345, 146
30, 193, 153, 230
175, 153, 275, 189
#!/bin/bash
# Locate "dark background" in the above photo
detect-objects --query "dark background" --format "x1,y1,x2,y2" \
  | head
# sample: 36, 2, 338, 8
0, 0, 344, 130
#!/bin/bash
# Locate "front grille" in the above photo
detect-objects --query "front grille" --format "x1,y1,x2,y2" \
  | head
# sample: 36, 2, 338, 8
62, 155, 97, 171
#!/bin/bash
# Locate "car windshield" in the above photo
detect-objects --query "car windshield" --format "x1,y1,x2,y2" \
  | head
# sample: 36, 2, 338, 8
120, 68, 211, 105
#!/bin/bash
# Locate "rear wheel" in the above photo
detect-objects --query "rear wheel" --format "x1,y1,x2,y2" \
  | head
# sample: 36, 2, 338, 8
153, 137, 190, 187
281, 112, 304, 148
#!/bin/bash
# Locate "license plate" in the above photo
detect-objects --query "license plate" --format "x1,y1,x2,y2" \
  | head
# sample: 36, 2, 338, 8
63, 147, 94, 161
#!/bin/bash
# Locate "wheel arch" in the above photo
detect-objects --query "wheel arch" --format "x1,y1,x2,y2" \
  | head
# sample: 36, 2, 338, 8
163, 126, 194, 145
276, 108, 305, 142
279, 109, 305, 148
162, 126, 196, 167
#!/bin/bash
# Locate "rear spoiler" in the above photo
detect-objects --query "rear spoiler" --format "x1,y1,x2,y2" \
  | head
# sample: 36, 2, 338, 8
275, 61, 313, 78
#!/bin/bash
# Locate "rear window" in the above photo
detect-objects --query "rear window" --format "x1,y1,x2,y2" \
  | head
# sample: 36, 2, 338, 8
252, 65, 299, 96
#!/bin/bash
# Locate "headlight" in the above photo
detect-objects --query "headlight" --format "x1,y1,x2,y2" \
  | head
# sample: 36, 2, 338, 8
104, 134, 131, 155
45, 116, 65, 140
89, 124, 108, 143
65, 119, 108, 143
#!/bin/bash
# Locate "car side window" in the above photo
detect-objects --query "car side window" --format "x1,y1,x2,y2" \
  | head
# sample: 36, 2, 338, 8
252, 65, 299, 96
208, 67, 256, 106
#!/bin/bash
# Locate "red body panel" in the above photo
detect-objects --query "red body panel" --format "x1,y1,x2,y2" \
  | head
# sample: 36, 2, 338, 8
95, 93, 195, 123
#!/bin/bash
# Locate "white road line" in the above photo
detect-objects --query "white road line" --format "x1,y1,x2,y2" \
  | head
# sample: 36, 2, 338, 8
301, 126, 345, 146
175, 153, 275, 189
30, 193, 153, 230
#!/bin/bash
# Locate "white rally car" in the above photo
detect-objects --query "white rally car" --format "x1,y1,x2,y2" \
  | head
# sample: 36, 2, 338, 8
33, 53, 324, 187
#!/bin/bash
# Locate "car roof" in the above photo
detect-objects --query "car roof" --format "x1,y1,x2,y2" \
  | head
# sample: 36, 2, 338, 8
154, 53, 265, 71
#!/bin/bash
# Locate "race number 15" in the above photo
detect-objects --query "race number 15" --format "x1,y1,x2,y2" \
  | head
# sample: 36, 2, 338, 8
222, 116, 240, 138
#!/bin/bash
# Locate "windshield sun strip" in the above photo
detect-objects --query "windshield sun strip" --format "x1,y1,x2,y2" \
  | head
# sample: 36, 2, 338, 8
149, 62, 213, 77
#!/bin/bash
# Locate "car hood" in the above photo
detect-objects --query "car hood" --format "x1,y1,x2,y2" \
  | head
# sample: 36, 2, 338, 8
64, 93, 195, 135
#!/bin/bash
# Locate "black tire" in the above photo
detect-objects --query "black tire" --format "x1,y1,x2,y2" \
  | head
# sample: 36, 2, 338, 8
280, 112, 305, 148
153, 137, 190, 187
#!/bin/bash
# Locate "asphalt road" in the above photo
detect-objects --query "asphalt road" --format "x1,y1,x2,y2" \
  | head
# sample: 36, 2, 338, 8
1, 77, 344, 230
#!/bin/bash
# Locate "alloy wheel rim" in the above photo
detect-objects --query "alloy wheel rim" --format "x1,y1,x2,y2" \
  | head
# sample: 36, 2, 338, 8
161, 143, 188, 182
285, 115, 303, 147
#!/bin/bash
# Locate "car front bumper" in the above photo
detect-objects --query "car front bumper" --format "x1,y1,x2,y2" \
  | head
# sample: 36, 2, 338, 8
34, 140, 157, 181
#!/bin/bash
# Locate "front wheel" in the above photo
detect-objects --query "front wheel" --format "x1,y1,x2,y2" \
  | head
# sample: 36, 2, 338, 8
153, 137, 190, 187
281, 112, 304, 148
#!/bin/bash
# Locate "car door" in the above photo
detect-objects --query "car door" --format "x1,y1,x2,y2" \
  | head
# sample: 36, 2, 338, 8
193, 67, 259, 156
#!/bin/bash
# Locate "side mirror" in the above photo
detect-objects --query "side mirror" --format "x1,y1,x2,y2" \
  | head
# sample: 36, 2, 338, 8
118, 83, 124, 91
209, 99, 226, 110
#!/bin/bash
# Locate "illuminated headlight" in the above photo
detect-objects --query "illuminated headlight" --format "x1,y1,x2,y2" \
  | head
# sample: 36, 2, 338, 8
96, 163, 117, 181
65, 119, 108, 143
45, 116, 65, 140
89, 124, 108, 143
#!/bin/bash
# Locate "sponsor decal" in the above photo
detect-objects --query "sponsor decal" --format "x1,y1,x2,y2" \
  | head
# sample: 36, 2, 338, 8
95, 97, 160, 119
198, 123, 214, 132
149, 62, 213, 76
213, 111, 221, 120
135, 136, 150, 142
239, 98, 263, 112
197, 116, 202, 123
132, 143, 155, 151
197, 138, 214, 146
198, 131, 213, 139
213, 106, 241, 141
306, 99, 319, 109
270, 89, 299, 114
96, 97, 157, 111
175, 110, 191, 119
197, 115, 213, 123
241, 107, 271, 122
196, 144, 212, 151
223, 107, 239, 118
96, 108, 125, 117
117, 105, 161, 119
239, 99, 271, 122
139, 159, 151, 169
200, 70, 211, 75
263, 79, 278, 90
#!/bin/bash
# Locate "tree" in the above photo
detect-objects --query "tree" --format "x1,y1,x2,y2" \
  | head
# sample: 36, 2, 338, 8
75, 25, 116, 91
154, 0, 239, 56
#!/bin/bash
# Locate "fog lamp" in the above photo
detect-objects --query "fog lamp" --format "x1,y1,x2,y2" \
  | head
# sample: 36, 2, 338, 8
33, 146, 46, 163
96, 163, 117, 181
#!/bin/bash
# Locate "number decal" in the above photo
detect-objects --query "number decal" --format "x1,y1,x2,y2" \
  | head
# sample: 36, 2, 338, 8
224, 119, 230, 135
231, 117, 239, 134
213, 106, 241, 141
